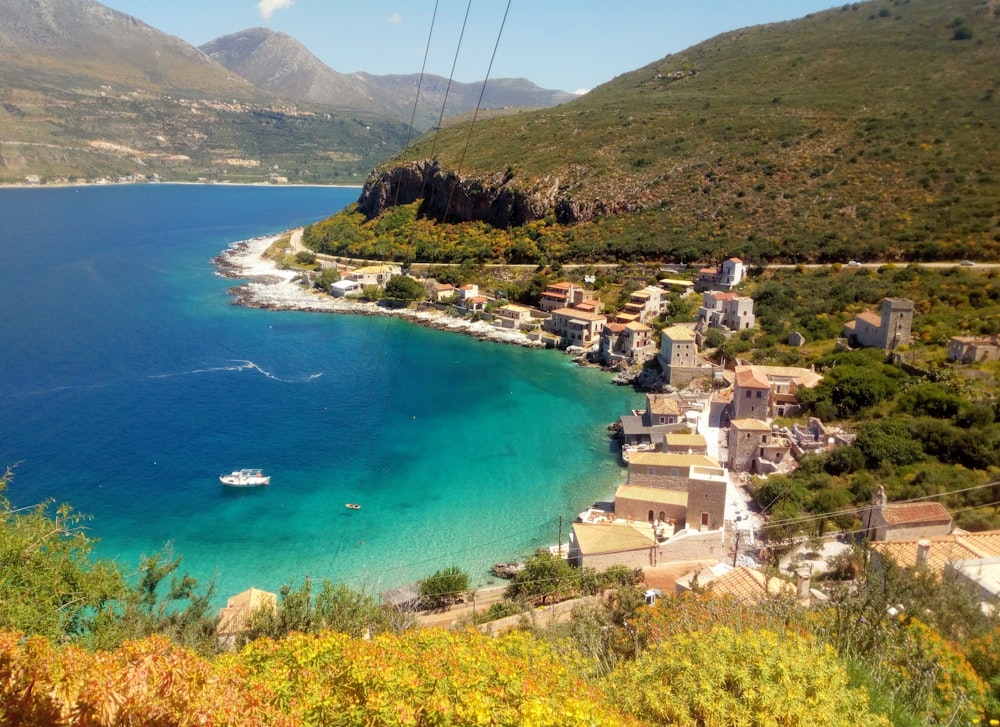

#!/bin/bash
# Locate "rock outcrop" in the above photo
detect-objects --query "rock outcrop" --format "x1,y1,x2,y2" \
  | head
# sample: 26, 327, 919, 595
357, 159, 646, 228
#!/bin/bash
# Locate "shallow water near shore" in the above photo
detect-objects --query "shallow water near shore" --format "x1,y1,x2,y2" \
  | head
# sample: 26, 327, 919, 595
0, 185, 641, 600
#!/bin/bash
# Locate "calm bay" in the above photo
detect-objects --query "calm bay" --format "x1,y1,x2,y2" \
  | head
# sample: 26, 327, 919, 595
0, 184, 641, 600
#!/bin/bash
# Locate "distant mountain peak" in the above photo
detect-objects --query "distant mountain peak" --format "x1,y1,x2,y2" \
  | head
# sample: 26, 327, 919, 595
201, 26, 576, 129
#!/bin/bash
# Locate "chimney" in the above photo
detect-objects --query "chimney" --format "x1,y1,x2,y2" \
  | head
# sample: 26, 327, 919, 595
796, 568, 811, 603
916, 540, 931, 567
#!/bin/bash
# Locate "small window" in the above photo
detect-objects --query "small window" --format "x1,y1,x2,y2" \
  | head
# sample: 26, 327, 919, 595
659, 416, 666, 424
670, 468, 679, 477
756, 391, 763, 398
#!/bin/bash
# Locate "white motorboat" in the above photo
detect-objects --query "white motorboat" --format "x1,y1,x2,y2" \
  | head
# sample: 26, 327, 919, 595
219, 468, 270, 487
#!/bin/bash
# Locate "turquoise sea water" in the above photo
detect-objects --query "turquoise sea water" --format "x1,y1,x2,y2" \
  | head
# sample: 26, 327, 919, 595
0, 185, 641, 601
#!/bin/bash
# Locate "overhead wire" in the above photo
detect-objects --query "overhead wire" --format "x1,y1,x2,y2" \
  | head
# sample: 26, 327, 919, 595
442, 0, 512, 223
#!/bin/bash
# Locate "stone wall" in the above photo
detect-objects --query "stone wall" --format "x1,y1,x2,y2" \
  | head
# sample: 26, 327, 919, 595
657, 528, 727, 562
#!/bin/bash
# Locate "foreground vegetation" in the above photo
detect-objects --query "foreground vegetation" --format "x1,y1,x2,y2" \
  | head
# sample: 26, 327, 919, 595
3, 465, 1000, 725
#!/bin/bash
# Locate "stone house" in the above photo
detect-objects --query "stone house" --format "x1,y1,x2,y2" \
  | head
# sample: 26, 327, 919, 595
216, 587, 277, 650
695, 257, 746, 292
948, 335, 1000, 363
698, 291, 756, 332
864, 486, 953, 542
617, 393, 694, 448
620, 451, 727, 531
568, 520, 659, 571
462, 295, 489, 314
658, 325, 718, 386
494, 303, 534, 330
731, 366, 771, 420
539, 281, 601, 313
346, 264, 401, 286
871, 532, 1000, 616
330, 279, 364, 297
617, 286, 665, 323
429, 281, 456, 301
599, 320, 655, 365
729, 364, 823, 421
541, 307, 607, 349
842, 297, 914, 351
727, 418, 792, 474
664, 432, 708, 455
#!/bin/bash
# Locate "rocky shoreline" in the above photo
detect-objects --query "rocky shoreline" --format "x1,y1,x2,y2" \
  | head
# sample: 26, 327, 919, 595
214, 234, 547, 348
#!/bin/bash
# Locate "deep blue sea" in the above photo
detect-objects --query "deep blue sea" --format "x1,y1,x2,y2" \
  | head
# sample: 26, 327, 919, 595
0, 184, 641, 601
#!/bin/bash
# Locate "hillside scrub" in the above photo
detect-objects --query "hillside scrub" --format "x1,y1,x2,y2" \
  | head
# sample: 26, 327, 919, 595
324, 0, 1000, 266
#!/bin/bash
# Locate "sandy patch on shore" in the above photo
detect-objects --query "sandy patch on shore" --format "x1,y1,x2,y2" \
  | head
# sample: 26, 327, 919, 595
214, 234, 545, 348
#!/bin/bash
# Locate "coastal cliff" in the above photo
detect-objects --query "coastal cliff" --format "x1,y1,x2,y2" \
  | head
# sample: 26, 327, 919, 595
357, 159, 644, 227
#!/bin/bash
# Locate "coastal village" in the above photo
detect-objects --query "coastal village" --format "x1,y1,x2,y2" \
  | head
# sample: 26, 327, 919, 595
213, 236, 1000, 635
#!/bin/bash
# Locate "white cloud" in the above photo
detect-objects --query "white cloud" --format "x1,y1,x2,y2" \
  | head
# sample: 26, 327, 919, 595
573, 88, 590, 95
388, 13, 403, 24
258, 0, 294, 21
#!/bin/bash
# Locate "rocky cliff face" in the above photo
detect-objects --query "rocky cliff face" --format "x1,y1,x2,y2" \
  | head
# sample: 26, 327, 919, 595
358, 160, 645, 227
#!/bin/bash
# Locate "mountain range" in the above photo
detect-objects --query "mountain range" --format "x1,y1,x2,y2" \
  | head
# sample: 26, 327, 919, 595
200, 28, 576, 131
0, 0, 574, 184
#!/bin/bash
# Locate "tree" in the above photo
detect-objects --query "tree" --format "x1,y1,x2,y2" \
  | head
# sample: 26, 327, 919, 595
0, 471, 124, 642
239, 579, 401, 644
703, 327, 727, 349
90, 546, 217, 654
383, 274, 425, 301
360, 284, 381, 302
418, 565, 470, 610
854, 418, 924, 467
505, 551, 578, 606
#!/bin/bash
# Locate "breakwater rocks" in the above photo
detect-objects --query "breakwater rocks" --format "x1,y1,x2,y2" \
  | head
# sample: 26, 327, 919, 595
214, 235, 544, 349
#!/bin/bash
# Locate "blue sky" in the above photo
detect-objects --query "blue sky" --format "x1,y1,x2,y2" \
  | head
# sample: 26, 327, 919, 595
100, 1, 839, 93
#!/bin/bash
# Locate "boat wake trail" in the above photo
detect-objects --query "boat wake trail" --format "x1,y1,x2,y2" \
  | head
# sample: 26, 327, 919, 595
149, 360, 323, 384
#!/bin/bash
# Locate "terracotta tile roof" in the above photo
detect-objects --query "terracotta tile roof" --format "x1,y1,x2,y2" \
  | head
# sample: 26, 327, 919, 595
871, 531, 1000, 576
614, 485, 688, 507
727, 257, 743, 263
661, 325, 695, 341
628, 452, 722, 469
734, 366, 771, 389
552, 307, 606, 322
547, 282, 576, 291
572, 521, 657, 555
665, 433, 707, 447
742, 364, 822, 389
648, 397, 682, 416
882, 502, 952, 525
699, 267, 719, 274
626, 321, 653, 332
708, 566, 792, 603
857, 311, 883, 326
730, 418, 772, 431
604, 322, 627, 333
844, 320, 857, 331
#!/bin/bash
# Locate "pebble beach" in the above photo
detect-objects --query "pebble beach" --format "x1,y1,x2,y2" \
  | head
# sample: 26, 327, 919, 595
215, 233, 546, 348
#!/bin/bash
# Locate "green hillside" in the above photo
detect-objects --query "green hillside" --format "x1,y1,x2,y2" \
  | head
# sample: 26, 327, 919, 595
330, 0, 1000, 264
